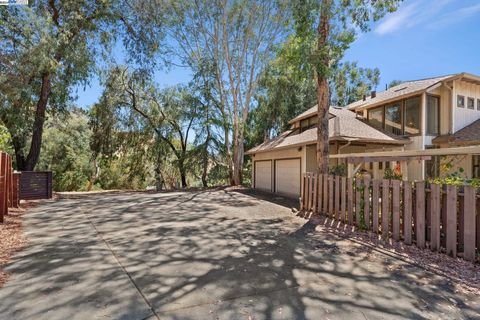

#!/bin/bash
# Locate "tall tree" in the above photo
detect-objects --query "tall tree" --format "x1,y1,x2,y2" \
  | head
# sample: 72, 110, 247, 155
291, 0, 401, 174
0, 0, 166, 170
166, 0, 288, 185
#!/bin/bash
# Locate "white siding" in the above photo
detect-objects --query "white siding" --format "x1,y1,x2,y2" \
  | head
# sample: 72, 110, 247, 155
453, 80, 480, 132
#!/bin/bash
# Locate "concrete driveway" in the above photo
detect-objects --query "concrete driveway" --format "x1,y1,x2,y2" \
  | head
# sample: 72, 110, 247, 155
0, 189, 478, 320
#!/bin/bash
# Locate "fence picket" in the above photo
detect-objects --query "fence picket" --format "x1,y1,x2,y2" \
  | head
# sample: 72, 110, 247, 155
312, 174, 318, 212
392, 180, 400, 241
372, 179, 380, 233
341, 177, 347, 222
382, 179, 390, 239
364, 177, 371, 230
403, 181, 412, 245
328, 175, 334, 217
415, 182, 426, 248
355, 179, 362, 227
445, 185, 457, 257
430, 183, 441, 252
464, 186, 476, 262
347, 178, 354, 225
323, 174, 328, 214
335, 176, 340, 220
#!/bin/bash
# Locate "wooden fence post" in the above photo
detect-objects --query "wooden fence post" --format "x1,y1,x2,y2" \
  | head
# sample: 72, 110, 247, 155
323, 174, 328, 214
347, 177, 354, 225
328, 175, 334, 217
335, 175, 340, 220
341, 177, 347, 222
392, 180, 400, 241
372, 179, 380, 233
356, 179, 362, 227
364, 176, 371, 231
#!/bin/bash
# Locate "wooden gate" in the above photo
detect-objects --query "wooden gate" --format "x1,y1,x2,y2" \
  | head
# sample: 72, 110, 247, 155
19, 171, 53, 200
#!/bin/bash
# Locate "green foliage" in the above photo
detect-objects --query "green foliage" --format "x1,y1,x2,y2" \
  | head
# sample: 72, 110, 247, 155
383, 167, 402, 180
329, 163, 347, 177
428, 167, 480, 188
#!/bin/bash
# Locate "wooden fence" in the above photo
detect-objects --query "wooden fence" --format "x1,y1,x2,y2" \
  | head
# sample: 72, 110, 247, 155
0, 152, 19, 223
300, 173, 480, 263
19, 171, 53, 200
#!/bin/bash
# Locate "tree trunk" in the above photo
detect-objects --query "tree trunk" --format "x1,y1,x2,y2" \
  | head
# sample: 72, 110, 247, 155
316, 0, 332, 175
23, 73, 52, 171
232, 131, 244, 185
178, 159, 187, 188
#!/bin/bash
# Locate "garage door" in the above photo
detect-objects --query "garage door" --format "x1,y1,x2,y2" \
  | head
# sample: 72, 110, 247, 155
275, 159, 301, 198
254, 161, 272, 192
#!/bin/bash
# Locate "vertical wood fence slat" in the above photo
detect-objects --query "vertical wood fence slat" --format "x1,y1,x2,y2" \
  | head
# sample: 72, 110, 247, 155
372, 179, 380, 233
0, 153, 7, 220
392, 180, 400, 241
318, 174, 323, 213
430, 184, 441, 252
312, 173, 318, 212
415, 182, 426, 248
445, 185, 457, 257
335, 176, 340, 220
323, 174, 328, 213
341, 177, 347, 222
441, 188, 447, 249
403, 181, 412, 245
382, 179, 390, 239
356, 179, 362, 227
347, 178, 354, 224
12, 173, 20, 208
364, 177, 371, 230
458, 195, 465, 250
463, 186, 476, 262
328, 175, 334, 217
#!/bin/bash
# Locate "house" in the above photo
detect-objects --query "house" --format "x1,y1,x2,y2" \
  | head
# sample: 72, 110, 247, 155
246, 72, 480, 198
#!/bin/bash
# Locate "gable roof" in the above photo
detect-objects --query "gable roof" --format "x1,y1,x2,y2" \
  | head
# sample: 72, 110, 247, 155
432, 119, 480, 146
246, 107, 409, 155
347, 73, 480, 111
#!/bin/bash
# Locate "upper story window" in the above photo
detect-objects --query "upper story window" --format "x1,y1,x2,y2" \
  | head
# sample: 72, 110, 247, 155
467, 97, 475, 109
474, 155, 480, 178
299, 116, 317, 132
404, 97, 421, 135
477, 99, 480, 111
426, 95, 439, 135
457, 95, 465, 108
367, 96, 421, 136
385, 103, 402, 135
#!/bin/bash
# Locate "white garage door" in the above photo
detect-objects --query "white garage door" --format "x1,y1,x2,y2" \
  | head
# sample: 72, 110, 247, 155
255, 161, 272, 192
275, 159, 301, 198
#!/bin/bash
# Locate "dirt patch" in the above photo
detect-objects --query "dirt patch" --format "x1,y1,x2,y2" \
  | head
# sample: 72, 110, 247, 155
297, 212, 480, 295
0, 202, 36, 287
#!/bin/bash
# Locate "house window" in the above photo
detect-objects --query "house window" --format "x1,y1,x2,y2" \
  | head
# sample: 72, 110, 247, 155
426, 95, 440, 135
474, 155, 480, 178
404, 97, 421, 135
368, 106, 383, 129
477, 99, 480, 111
385, 103, 402, 135
467, 97, 475, 109
457, 95, 465, 108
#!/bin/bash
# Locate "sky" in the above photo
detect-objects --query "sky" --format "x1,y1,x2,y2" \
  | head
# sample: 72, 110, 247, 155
74, 0, 480, 109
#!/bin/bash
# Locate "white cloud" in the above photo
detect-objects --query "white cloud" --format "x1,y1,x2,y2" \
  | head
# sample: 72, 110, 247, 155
428, 3, 480, 29
375, 3, 419, 35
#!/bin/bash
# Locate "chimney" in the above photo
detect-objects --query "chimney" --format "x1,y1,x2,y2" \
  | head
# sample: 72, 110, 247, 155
371, 90, 376, 99
362, 95, 366, 101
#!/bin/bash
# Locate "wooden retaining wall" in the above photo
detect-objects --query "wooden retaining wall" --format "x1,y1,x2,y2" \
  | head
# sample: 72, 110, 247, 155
19, 171, 53, 200
301, 173, 479, 263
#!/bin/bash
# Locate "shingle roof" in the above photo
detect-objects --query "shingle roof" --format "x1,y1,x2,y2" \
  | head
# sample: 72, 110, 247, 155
246, 107, 408, 154
432, 119, 480, 146
347, 74, 455, 110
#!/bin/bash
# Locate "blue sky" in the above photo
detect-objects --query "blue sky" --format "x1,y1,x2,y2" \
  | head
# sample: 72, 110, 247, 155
75, 0, 480, 108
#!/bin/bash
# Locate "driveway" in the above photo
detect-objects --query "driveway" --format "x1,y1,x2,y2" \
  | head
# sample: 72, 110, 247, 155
0, 189, 478, 320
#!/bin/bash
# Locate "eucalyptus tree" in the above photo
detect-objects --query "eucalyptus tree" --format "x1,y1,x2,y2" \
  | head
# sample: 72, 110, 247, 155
166, 0, 289, 185
0, 0, 167, 170
290, 0, 402, 174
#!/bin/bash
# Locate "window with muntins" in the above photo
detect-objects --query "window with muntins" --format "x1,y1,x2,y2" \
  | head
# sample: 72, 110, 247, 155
426, 95, 440, 135
457, 95, 465, 108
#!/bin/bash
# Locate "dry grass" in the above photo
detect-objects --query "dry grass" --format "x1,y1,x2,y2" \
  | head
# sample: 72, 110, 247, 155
0, 203, 35, 287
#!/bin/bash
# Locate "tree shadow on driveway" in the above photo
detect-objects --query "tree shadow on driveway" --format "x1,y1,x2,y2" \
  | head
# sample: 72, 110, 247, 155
0, 189, 479, 320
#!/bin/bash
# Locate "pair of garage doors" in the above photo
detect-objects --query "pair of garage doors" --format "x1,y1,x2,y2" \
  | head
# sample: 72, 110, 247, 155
254, 159, 300, 198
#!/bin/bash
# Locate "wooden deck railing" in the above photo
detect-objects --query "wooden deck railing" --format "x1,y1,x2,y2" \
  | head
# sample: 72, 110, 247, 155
300, 173, 479, 263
